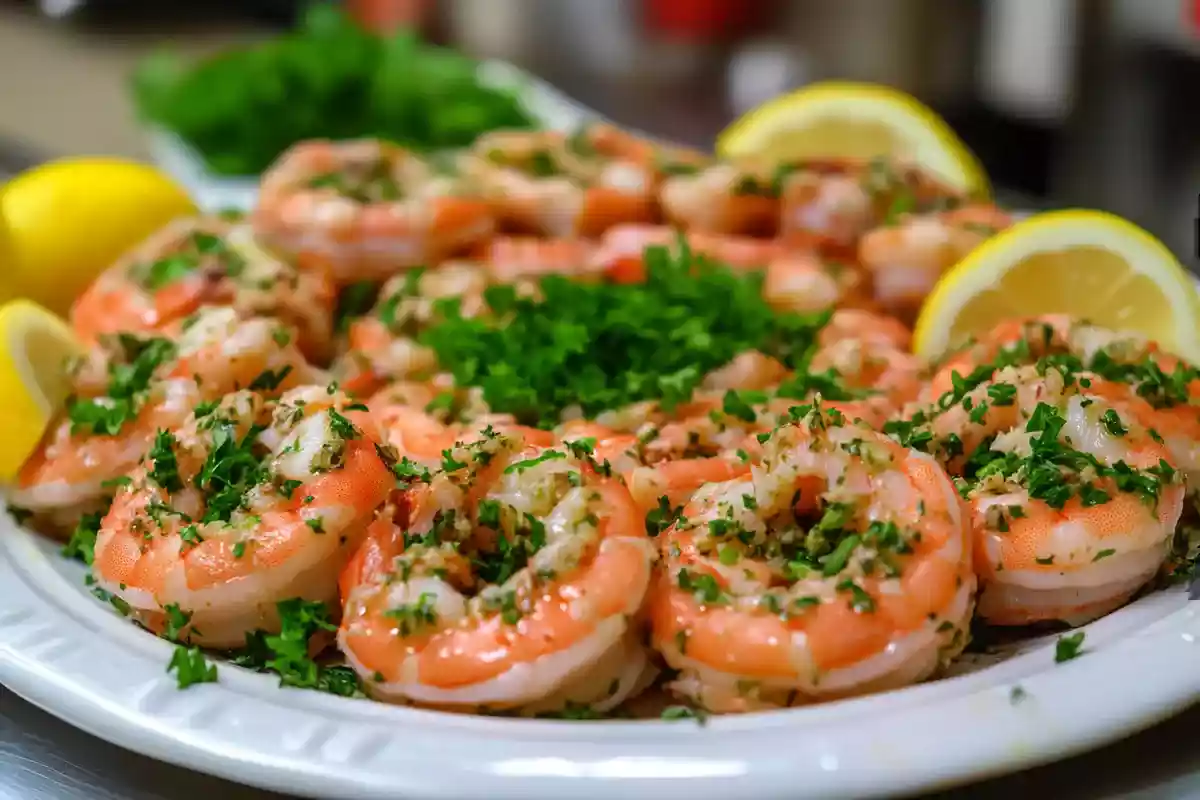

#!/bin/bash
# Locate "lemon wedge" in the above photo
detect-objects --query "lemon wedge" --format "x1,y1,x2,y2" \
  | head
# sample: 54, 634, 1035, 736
0, 300, 83, 481
717, 81, 989, 197
913, 210, 1200, 363
0, 158, 196, 315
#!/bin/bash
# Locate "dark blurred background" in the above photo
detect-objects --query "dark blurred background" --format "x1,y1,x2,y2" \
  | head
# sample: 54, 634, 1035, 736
0, 0, 1197, 264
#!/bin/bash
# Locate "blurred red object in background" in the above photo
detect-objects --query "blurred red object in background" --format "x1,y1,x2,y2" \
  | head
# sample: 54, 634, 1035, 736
347, 0, 428, 32
643, 0, 773, 39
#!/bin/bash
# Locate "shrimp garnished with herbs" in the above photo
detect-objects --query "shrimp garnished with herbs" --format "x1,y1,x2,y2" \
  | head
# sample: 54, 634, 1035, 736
71, 217, 336, 360
254, 139, 495, 283
91, 385, 393, 648
650, 403, 973, 711
12, 308, 317, 535
910, 362, 1185, 625
338, 432, 657, 713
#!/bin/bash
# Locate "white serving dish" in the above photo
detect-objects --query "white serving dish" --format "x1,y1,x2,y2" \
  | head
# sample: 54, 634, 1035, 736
145, 59, 602, 213
2, 508, 1199, 800
20, 57, 1200, 800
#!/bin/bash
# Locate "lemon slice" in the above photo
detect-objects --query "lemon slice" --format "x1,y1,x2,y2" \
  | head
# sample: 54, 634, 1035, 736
0, 300, 84, 481
913, 209, 1200, 363
717, 81, 989, 197
0, 158, 196, 315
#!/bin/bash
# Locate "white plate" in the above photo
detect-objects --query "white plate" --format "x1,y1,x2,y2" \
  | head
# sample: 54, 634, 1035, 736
145, 59, 603, 213
2, 506, 1199, 800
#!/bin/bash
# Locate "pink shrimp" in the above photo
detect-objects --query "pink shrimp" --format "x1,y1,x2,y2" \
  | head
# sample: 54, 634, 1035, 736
11, 308, 318, 535
91, 386, 394, 647
858, 205, 1013, 318
70, 217, 336, 361
253, 139, 494, 284
462, 127, 663, 239
650, 404, 974, 711
924, 363, 1185, 625
338, 434, 658, 713
658, 161, 781, 237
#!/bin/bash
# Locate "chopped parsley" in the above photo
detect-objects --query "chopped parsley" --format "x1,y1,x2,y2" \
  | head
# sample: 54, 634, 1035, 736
1054, 631, 1086, 663
230, 598, 361, 697
383, 592, 439, 636
67, 335, 177, 436
419, 241, 831, 427
168, 645, 218, 689
194, 422, 267, 523
147, 430, 183, 492
61, 509, 107, 565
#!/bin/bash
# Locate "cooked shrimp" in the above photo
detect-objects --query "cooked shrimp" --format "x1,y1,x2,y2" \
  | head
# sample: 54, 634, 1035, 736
612, 392, 886, 513
810, 337, 924, 409
779, 157, 966, 257
762, 252, 871, 315
338, 433, 658, 713
165, 306, 323, 394
591, 224, 783, 285
650, 403, 973, 711
477, 237, 598, 285
337, 266, 486, 392
928, 316, 1200, 486
462, 127, 659, 238
702, 351, 789, 392
91, 386, 394, 648
368, 387, 554, 469
818, 308, 913, 352
923, 364, 1185, 625
858, 205, 1012, 317
590, 224, 864, 310
253, 139, 494, 283
70, 217, 336, 360
11, 309, 317, 535
658, 162, 780, 237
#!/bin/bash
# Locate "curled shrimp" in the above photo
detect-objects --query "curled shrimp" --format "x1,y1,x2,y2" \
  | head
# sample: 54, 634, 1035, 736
91, 385, 394, 648
70, 217, 336, 361
476, 237, 599, 285
591, 224, 783, 285
368, 385, 554, 470
336, 266, 488, 393
338, 432, 658, 713
928, 316, 1200, 487
253, 139, 494, 283
810, 336, 925, 409
462, 126, 663, 238
921, 363, 1185, 625
650, 403, 973, 712
658, 161, 780, 237
11, 308, 317, 534
779, 157, 965, 257
818, 308, 913, 351
858, 205, 1012, 318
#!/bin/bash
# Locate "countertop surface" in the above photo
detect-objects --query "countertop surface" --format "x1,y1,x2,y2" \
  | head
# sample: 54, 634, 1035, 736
1, 5, 1199, 800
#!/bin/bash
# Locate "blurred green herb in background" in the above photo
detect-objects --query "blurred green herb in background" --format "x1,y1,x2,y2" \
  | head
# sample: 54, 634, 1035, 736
131, 4, 536, 176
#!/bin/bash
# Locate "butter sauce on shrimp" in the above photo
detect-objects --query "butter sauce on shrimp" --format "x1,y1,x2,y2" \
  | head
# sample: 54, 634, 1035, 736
338, 432, 658, 713
91, 385, 393, 648
920, 363, 1185, 625
11, 308, 316, 534
70, 217, 336, 360
929, 315, 1200, 486
650, 403, 973, 712
253, 139, 494, 283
